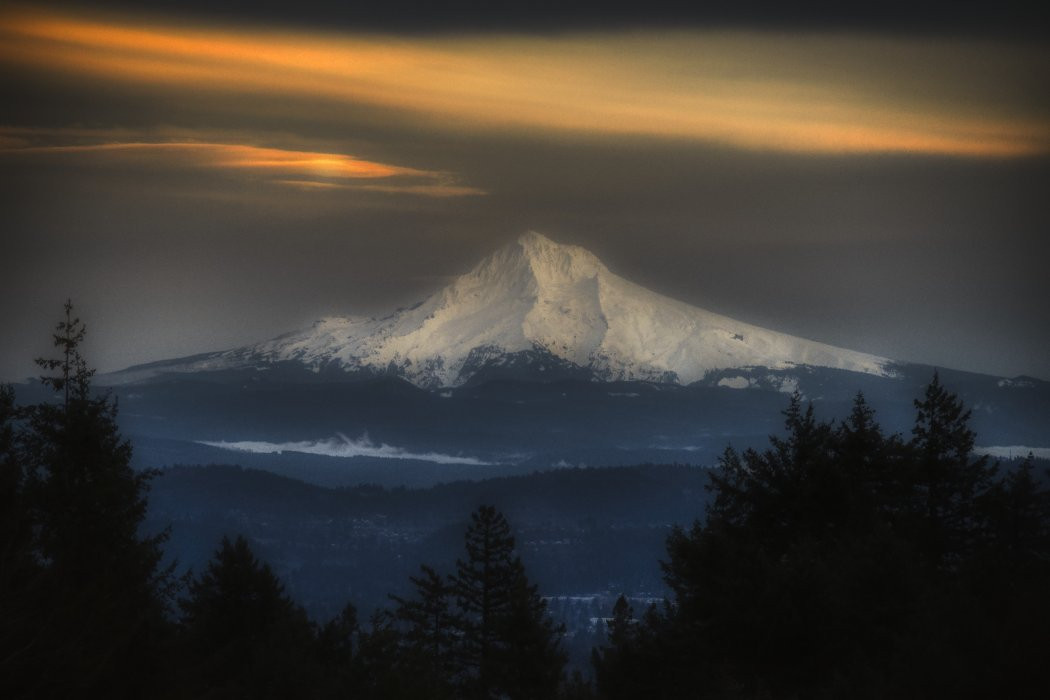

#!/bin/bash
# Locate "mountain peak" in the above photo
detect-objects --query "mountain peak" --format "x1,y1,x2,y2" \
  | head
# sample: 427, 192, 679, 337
114, 231, 894, 388
511, 230, 606, 284
515, 230, 593, 261
516, 230, 552, 246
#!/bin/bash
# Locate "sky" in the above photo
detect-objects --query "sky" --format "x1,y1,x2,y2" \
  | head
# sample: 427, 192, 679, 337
1, 1, 1048, 382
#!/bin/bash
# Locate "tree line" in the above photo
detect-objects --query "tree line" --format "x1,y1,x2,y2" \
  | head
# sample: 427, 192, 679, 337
594, 379, 1050, 698
2, 303, 1048, 698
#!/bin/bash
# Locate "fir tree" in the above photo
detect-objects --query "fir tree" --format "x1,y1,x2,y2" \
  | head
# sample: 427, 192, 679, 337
355, 610, 412, 697
835, 392, 905, 519
908, 371, 996, 564
392, 564, 460, 696
452, 505, 566, 699
0, 383, 39, 690
178, 535, 318, 698
499, 573, 567, 699
983, 455, 1050, 564
316, 601, 360, 693
606, 594, 634, 648
591, 595, 637, 698
4, 301, 172, 697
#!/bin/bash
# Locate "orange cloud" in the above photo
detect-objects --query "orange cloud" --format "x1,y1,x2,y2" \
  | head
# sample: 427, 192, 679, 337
273, 180, 487, 197
0, 7, 1047, 157
0, 133, 483, 196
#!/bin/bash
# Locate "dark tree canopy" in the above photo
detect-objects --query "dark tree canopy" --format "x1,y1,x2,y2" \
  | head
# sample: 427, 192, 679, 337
0, 301, 172, 698
391, 564, 461, 697
595, 380, 1050, 699
178, 535, 319, 698
364, 505, 571, 699
908, 371, 996, 563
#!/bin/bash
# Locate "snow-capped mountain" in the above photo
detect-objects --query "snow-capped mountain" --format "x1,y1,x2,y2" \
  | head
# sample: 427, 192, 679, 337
112, 232, 893, 388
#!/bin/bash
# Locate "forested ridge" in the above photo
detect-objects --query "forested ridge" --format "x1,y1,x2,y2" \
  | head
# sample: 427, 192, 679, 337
3, 304, 1048, 698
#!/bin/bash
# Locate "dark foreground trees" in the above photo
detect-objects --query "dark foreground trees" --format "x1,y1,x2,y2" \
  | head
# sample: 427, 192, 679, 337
452, 505, 566, 699
170, 507, 567, 700
176, 535, 319, 698
386, 505, 567, 699
1, 302, 173, 698
594, 378, 1050, 699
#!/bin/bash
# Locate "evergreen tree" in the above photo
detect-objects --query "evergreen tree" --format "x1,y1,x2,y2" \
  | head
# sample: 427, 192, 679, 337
452, 505, 566, 699
593, 596, 676, 700
591, 595, 640, 699
908, 371, 996, 564
355, 610, 413, 698
316, 601, 361, 696
606, 594, 634, 648
0, 384, 26, 563
0, 383, 40, 691
983, 455, 1050, 564
499, 573, 567, 699
705, 392, 840, 547
966, 455, 1050, 697
3, 301, 172, 697
178, 535, 318, 698
391, 564, 460, 697
835, 392, 906, 520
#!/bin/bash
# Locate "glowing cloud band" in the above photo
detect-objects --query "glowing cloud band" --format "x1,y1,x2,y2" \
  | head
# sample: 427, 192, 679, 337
1, 8, 1047, 157
0, 132, 485, 196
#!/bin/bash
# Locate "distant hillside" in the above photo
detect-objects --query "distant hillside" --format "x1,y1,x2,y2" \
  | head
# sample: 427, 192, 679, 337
146, 462, 713, 618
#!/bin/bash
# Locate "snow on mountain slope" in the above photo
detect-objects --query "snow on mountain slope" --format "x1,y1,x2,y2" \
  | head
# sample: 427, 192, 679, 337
112, 232, 893, 388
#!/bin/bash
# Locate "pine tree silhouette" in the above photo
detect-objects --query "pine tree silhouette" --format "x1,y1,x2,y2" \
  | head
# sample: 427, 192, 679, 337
392, 564, 460, 696
3, 301, 172, 698
0, 383, 39, 692
452, 505, 565, 699
316, 601, 361, 695
908, 371, 995, 564
179, 535, 318, 698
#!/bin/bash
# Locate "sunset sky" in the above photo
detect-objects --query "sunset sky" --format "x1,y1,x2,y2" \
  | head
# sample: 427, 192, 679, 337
2, 2, 1048, 380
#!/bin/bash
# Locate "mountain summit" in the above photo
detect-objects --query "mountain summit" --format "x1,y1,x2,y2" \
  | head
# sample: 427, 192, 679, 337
115, 232, 892, 388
